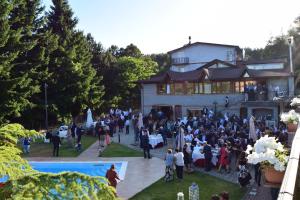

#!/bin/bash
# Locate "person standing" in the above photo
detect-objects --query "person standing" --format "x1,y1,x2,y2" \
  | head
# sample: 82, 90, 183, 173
174, 149, 184, 181
254, 163, 261, 186
23, 137, 31, 154
141, 129, 151, 159
105, 164, 120, 188
125, 118, 130, 134
52, 132, 61, 157
183, 144, 192, 172
76, 126, 83, 151
218, 143, 230, 173
164, 149, 175, 182
203, 142, 213, 171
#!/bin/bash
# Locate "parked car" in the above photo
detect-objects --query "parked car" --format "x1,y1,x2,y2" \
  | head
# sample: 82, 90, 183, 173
58, 125, 69, 138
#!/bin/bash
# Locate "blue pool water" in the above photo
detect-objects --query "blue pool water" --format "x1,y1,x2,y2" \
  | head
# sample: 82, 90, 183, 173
31, 162, 123, 177
0, 161, 125, 183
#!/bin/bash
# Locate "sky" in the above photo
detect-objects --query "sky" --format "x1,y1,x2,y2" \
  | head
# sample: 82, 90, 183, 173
43, 0, 300, 54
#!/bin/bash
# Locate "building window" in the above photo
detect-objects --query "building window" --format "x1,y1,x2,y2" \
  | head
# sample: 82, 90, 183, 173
199, 83, 204, 93
239, 81, 245, 93
193, 83, 199, 94
174, 83, 184, 95
204, 82, 211, 94
187, 83, 194, 95
157, 84, 166, 94
157, 83, 174, 95
235, 82, 240, 93
222, 81, 231, 93
212, 82, 222, 93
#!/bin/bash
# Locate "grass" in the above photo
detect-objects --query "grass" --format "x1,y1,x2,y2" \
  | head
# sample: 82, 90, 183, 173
21, 135, 97, 157
101, 142, 143, 157
130, 172, 247, 200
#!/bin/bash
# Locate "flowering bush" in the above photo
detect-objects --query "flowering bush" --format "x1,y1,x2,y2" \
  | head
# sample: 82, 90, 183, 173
280, 110, 300, 124
290, 97, 300, 106
246, 135, 289, 172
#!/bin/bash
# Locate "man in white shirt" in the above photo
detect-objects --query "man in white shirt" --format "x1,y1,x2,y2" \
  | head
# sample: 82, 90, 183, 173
174, 149, 184, 180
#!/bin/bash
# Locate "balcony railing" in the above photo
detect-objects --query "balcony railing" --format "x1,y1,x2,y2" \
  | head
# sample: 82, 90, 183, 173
171, 57, 189, 65
278, 124, 300, 200
245, 90, 288, 101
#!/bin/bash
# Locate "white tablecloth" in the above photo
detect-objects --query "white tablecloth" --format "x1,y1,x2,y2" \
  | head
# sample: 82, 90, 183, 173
149, 134, 164, 148
192, 147, 219, 166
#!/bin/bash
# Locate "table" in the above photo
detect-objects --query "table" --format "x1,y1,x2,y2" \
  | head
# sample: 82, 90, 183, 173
149, 134, 164, 148
192, 147, 219, 167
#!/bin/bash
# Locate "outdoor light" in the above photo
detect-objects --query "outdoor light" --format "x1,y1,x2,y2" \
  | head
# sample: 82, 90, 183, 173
189, 182, 199, 200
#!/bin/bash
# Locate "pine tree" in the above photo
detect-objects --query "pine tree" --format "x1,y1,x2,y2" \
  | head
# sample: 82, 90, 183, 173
46, 0, 104, 121
0, 0, 41, 124
9, 0, 58, 128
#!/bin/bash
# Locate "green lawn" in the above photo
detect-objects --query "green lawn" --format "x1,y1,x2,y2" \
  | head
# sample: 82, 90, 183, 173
130, 172, 246, 200
101, 142, 143, 157
21, 135, 97, 157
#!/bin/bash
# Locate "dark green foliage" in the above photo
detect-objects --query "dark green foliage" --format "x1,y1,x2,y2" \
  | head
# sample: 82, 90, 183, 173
245, 36, 289, 61
119, 43, 142, 58
150, 53, 170, 72
0, 0, 41, 124
46, 0, 104, 121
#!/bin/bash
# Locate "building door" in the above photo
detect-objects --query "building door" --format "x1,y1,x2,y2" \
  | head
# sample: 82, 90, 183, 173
175, 105, 182, 119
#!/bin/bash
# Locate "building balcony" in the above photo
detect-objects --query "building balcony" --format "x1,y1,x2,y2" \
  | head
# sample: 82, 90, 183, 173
171, 57, 189, 65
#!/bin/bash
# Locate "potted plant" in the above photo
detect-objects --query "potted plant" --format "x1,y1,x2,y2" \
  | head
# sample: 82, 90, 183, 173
246, 135, 289, 185
280, 110, 300, 132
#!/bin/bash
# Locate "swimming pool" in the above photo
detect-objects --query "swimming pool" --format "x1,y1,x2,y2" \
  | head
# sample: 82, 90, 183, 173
0, 161, 127, 182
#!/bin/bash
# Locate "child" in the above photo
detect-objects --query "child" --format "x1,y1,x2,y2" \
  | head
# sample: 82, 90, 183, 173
238, 165, 252, 187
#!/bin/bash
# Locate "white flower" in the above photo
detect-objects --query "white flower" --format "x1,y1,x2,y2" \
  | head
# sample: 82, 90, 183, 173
247, 135, 288, 172
246, 145, 253, 154
280, 110, 300, 124
290, 97, 300, 106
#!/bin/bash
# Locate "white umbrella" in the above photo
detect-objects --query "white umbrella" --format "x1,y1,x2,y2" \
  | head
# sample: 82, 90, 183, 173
249, 116, 256, 141
86, 108, 94, 128
177, 127, 185, 151
137, 113, 143, 130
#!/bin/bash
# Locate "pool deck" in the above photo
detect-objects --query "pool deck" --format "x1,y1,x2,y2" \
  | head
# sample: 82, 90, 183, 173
25, 144, 165, 200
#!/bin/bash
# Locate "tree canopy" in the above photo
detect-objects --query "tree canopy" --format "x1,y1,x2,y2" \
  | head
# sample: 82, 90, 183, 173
0, 124, 116, 200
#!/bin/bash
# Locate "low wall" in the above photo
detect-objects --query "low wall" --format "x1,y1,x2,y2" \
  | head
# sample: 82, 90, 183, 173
277, 124, 300, 200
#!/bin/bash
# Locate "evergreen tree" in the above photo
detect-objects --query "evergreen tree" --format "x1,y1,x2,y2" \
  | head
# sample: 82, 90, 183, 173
46, 0, 104, 121
0, 0, 42, 124
10, 0, 58, 128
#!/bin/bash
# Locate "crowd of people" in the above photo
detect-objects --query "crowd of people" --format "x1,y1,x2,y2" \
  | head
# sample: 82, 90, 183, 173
19, 105, 290, 198
137, 106, 289, 188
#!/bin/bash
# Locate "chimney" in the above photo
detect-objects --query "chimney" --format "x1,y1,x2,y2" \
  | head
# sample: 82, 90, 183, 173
188, 36, 191, 45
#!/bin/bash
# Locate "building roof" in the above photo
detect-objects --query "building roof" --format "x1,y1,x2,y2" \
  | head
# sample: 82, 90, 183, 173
139, 59, 291, 84
244, 58, 287, 64
167, 42, 242, 54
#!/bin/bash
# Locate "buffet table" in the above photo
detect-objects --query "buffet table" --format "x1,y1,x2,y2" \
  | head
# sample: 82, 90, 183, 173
192, 146, 219, 167
149, 134, 164, 149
